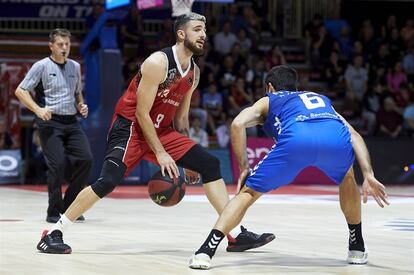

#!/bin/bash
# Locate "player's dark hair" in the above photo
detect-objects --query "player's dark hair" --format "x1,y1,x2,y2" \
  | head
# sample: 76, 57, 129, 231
174, 12, 206, 36
49, 28, 71, 43
265, 65, 298, 91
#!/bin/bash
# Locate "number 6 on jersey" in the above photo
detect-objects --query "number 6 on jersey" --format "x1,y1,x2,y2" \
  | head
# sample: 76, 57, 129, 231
299, 92, 326, 110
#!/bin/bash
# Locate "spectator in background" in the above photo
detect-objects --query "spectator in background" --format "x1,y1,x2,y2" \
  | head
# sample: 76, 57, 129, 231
237, 28, 252, 57
362, 82, 386, 135
372, 44, 392, 71
337, 26, 354, 61
202, 83, 225, 134
401, 19, 414, 48
190, 88, 208, 130
246, 57, 266, 85
402, 47, 414, 81
189, 117, 209, 148
196, 56, 213, 91
218, 55, 236, 92
229, 43, 246, 71
304, 14, 324, 41
304, 14, 324, 65
235, 63, 248, 79
310, 26, 333, 71
251, 76, 265, 101
345, 55, 368, 111
216, 114, 232, 148
381, 14, 397, 41
218, 55, 236, 94
386, 61, 407, 94
360, 20, 378, 61
202, 40, 221, 68
228, 77, 253, 116
325, 50, 344, 89
214, 21, 238, 56
403, 95, 414, 137
395, 84, 412, 110
387, 28, 404, 63
370, 65, 387, 86
376, 96, 403, 138
324, 11, 350, 40
266, 45, 286, 69
220, 3, 247, 34
351, 41, 366, 62
241, 6, 261, 36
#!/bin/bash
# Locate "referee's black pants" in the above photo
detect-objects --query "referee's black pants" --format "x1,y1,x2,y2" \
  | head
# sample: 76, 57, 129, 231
37, 117, 93, 217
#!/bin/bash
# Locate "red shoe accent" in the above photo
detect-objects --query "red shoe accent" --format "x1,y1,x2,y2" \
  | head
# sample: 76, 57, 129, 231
41, 230, 49, 238
226, 234, 236, 244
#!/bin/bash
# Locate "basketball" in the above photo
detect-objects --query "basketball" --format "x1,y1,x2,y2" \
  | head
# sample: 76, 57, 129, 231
148, 171, 186, 207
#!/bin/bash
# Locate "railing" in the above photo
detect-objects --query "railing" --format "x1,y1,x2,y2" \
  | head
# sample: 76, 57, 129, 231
281, 0, 341, 39
142, 20, 164, 36
0, 18, 86, 34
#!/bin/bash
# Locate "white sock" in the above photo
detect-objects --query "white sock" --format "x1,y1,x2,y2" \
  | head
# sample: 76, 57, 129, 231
49, 214, 73, 234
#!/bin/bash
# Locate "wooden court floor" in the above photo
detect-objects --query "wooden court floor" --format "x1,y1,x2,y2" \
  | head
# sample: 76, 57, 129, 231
0, 185, 413, 275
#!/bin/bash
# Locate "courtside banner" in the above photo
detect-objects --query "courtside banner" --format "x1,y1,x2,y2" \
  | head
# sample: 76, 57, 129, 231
0, 150, 21, 184
0, 0, 99, 18
230, 137, 335, 185
136, 0, 163, 10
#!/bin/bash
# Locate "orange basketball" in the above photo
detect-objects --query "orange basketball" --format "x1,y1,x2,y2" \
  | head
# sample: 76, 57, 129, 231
148, 171, 186, 207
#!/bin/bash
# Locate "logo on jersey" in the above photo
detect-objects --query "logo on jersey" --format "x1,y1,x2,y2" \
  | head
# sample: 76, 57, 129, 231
167, 68, 177, 81
273, 117, 282, 134
157, 89, 170, 98
188, 77, 193, 86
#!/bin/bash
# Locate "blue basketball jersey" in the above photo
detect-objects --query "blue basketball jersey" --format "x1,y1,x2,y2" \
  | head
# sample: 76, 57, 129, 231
263, 91, 343, 140
245, 90, 354, 193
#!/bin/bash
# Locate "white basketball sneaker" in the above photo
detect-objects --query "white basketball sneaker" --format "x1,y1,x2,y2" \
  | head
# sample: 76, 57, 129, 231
347, 247, 368, 264
189, 253, 211, 269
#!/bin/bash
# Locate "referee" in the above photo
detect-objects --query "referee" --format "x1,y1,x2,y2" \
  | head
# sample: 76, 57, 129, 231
15, 29, 93, 223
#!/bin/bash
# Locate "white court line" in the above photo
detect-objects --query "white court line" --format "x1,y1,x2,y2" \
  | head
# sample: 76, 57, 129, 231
183, 194, 414, 204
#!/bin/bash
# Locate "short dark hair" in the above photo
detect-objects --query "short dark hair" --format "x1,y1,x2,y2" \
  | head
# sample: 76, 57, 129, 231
265, 65, 298, 91
49, 28, 71, 43
173, 12, 206, 35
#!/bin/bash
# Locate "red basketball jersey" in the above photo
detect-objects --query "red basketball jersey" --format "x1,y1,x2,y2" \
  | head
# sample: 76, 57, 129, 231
115, 46, 195, 135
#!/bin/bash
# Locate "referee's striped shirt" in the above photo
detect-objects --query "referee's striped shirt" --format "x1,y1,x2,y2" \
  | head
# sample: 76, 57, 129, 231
19, 57, 82, 116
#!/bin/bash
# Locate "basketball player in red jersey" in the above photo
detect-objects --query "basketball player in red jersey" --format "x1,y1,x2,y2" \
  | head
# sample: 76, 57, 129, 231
36, 12, 275, 254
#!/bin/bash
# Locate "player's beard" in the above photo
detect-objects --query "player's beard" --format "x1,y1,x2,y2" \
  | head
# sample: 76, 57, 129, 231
184, 38, 204, 56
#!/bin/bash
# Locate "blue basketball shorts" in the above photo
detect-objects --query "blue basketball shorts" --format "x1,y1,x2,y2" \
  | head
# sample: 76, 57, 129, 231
245, 120, 355, 193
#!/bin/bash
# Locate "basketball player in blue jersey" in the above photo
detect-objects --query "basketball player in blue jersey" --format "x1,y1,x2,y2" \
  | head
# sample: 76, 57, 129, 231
189, 65, 389, 269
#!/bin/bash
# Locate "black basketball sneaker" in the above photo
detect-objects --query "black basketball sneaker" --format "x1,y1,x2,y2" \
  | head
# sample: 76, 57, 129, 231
37, 230, 72, 254
226, 226, 275, 252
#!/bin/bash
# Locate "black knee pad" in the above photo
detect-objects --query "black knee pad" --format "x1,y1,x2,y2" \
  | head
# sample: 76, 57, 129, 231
177, 145, 222, 183
91, 158, 126, 198
199, 154, 221, 183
